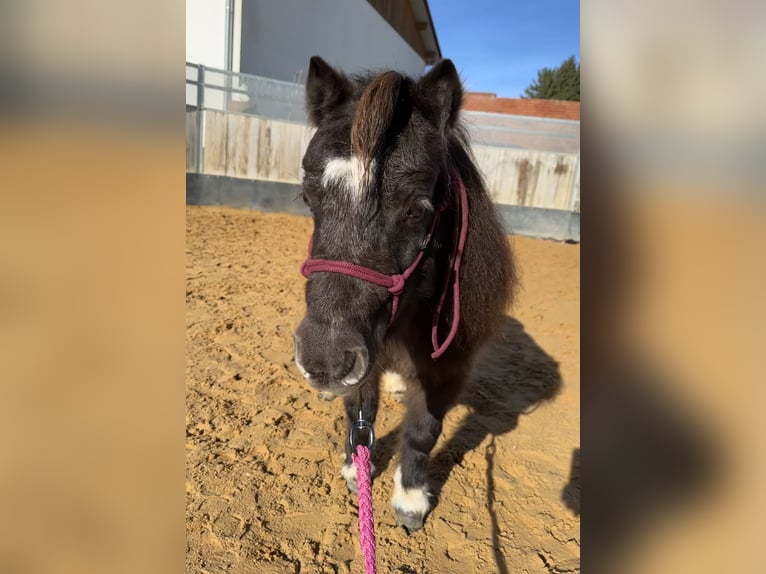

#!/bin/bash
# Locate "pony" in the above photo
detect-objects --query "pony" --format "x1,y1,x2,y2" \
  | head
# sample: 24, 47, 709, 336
294, 56, 516, 532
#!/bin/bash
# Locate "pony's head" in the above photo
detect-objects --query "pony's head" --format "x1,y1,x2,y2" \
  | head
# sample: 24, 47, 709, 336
294, 56, 464, 396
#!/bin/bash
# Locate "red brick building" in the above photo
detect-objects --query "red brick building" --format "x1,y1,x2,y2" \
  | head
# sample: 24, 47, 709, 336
463, 92, 580, 121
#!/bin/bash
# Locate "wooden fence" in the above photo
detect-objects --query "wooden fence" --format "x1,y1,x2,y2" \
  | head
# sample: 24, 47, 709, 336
187, 110, 579, 212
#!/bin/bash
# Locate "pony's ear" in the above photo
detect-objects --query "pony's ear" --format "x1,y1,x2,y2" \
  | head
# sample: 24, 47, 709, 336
417, 59, 463, 132
305, 56, 352, 127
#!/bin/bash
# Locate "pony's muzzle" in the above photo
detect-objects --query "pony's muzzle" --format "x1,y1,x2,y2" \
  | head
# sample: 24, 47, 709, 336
294, 319, 370, 391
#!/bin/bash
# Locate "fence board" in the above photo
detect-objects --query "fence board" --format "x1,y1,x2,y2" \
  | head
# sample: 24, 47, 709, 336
186, 111, 199, 172
225, 113, 250, 178
204, 111, 228, 175
195, 111, 578, 211
472, 146, 578, 210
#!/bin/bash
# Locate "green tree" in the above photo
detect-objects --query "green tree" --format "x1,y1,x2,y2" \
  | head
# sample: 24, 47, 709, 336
523, 56, 580, 101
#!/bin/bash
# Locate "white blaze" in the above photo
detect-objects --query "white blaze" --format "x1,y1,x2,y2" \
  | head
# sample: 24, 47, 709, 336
321, 156, 375, 202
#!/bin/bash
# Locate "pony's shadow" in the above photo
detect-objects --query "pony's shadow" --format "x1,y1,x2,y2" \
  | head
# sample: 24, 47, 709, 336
579, 359, 718, 573
372, 315, 563, 497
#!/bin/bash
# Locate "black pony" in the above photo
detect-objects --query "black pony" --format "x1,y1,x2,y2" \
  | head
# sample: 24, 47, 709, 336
294, 56, 516, 531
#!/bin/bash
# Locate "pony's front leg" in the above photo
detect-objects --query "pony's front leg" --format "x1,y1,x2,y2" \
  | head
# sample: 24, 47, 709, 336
341, 377, 379, 494
393, 372, 463, 532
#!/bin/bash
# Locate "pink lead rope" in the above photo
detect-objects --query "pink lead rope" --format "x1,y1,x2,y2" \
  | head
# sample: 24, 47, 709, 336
303, 175, 469, 572
300, 172, 469, 359
351, 445, 376, 574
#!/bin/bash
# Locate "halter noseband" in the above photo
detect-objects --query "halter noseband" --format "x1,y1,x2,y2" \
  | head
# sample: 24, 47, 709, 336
300, 172, 469, 359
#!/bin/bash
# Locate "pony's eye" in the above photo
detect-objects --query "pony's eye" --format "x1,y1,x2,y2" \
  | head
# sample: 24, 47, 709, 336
408, 208, 423, 222
407, 204, 426, 223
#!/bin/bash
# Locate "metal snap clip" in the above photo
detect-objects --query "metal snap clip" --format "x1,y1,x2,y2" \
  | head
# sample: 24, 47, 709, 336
349, 411, 375, 450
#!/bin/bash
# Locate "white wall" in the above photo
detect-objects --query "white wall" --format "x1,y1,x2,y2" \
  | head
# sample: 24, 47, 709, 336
186, 0, 227, 69
186, 1, 427, 114
186, 0, 230, 109
240, 0, 426, 82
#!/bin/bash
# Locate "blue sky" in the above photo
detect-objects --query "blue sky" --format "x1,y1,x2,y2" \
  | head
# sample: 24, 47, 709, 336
429, 0, 580, 98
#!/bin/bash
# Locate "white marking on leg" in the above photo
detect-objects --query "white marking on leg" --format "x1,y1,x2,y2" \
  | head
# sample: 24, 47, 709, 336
321, 156, 375, 202
392, 465, 430, 517
341, 462, 357, 485
381, 371, 407, 395
343, 459, 376, 488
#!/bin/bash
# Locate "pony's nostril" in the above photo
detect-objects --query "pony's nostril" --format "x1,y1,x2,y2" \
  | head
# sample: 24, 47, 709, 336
294, 338, 312, 380
339, 347, 368, 386
333, 350, 357, 381
295, 328, 368, 386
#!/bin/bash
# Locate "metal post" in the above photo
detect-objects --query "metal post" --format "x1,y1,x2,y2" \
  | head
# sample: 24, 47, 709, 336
224, 0, 234, 112
196, 65, 205, 173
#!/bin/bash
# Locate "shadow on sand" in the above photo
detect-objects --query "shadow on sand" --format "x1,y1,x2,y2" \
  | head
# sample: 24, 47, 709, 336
372, 316, 563, 571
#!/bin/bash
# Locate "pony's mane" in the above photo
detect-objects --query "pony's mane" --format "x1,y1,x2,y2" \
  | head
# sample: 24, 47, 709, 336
446, 120, 518, 331
350, 71, 404, 169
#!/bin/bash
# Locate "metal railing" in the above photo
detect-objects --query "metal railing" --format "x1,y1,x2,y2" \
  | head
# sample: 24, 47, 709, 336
464, 110, 580, 154
185, 62, 579, 154
186, 62, 306, 121
186, 62, 579, 213
186, 62, 310, 170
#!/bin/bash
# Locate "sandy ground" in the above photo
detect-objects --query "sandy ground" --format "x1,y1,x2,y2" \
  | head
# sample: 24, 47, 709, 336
186, 206, 580, 573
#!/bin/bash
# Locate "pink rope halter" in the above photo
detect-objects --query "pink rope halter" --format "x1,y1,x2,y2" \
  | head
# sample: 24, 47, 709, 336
300, 172, 469, 359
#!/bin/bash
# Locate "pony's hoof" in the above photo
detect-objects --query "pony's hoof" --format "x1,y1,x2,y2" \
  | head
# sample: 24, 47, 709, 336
318, 391, 336, 401
391, 467, 429, 533
395, 509, 425, 533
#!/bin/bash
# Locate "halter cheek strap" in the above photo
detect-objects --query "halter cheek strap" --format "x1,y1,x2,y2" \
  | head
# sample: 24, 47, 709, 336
299, 173, 469, 359
430, 173, 469, 358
